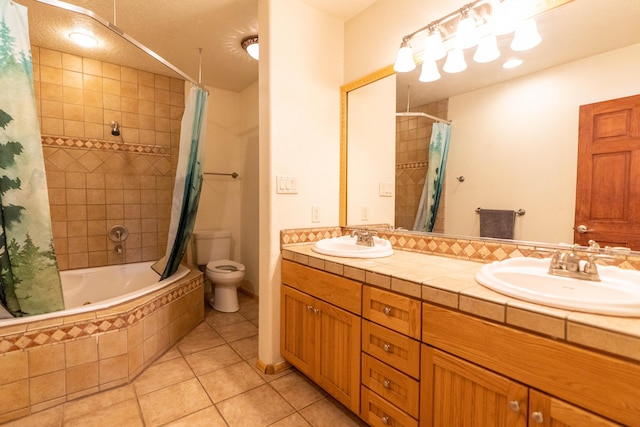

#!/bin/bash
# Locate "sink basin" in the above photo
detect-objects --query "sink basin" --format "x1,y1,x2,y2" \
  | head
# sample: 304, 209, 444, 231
312, 235, 394, 258
475, 257, 640, 316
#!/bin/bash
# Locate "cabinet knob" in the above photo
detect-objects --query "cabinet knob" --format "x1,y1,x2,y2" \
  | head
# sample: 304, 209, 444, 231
381, 416, 390, 425
508, 400, 520, 412
306, 305, 313, 311
382, 379, 391, 389
531, 411, 544, 424
382, 343, 393, 352
383, 306, 393, 316
313, 308, 320, 314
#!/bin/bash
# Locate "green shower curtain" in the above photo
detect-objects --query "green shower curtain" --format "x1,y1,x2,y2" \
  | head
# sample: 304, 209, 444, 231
153, 86, 208, 280
0, 0, 63, 317
413, 122, 452, 233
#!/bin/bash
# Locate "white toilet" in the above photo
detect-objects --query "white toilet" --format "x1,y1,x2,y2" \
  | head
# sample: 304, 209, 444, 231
193, 230, 245, 312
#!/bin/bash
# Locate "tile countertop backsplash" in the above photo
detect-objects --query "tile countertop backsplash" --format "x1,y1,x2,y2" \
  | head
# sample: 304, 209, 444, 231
280, 227, 640, 364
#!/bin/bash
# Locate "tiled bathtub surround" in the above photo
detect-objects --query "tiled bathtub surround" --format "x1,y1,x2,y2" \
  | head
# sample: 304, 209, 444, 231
0, 269, 204, 424
32, 46, 186, 270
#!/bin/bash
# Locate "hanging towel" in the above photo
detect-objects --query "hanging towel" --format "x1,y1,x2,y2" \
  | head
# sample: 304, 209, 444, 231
479, 209, 516, 239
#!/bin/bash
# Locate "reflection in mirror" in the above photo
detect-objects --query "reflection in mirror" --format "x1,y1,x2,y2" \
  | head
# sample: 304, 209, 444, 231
342, 0, 640, 250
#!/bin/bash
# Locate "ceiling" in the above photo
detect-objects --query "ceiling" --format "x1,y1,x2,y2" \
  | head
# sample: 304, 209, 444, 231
18, 0, 376, 92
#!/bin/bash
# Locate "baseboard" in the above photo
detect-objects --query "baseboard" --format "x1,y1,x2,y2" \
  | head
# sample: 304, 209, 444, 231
256, 358, 290, 375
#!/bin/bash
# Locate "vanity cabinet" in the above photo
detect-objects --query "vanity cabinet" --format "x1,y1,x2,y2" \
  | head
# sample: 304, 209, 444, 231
360, 286, 422, 427
280, 260, 362, 412
421, 303, 636, 426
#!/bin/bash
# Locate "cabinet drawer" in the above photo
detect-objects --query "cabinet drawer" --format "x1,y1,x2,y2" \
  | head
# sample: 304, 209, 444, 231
361, 353, 419, 418
361, 386, 418, 427
362, 320, 420, 379
363, 286, 421, 339
281, 260, 362, 314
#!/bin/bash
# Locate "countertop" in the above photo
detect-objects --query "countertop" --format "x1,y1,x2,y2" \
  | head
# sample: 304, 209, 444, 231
282, 243, 640, 363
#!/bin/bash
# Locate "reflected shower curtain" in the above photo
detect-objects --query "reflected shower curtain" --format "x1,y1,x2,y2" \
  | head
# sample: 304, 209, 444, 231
0, 0, 63, 317
153, 86, 208, 280
413, 123, 452, 233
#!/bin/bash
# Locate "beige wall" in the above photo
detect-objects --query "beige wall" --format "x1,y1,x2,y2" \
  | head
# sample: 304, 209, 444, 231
33, 47, 185, 270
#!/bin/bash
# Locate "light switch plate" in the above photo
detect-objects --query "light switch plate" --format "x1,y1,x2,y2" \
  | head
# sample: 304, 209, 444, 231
276, 175, 297, 194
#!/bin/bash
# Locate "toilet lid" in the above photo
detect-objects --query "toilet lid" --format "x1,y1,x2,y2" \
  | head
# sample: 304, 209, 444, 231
206, 259, 245, 273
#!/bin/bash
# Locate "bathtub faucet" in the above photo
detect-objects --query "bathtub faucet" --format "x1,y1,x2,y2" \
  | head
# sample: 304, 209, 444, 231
115, 244, 123, 254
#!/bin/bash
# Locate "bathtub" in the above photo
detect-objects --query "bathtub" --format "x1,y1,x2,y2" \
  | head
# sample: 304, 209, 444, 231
0, 261, 189, 326
0, 261, 204, 422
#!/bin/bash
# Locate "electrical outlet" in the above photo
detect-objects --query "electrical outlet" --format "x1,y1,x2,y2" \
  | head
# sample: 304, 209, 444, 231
312, 206, 320, 223
361, 206, 369, 221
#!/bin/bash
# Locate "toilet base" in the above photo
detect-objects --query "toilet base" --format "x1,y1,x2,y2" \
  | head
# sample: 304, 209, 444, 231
213, 284, 240, 312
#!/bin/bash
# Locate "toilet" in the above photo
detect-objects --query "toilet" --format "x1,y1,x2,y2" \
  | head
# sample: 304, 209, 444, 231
193, 230, 245, 312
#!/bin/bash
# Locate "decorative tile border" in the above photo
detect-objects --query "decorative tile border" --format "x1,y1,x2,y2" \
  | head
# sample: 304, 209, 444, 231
397, 161, 428, 170
42, 135, 170, 156
281, 226, 640, 270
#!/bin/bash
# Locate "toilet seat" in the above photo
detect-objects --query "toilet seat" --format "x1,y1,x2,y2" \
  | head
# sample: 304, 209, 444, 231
206, 259, 245, 274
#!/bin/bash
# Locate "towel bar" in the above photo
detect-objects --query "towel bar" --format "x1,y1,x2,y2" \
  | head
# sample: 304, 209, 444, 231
476, 207, 525, 216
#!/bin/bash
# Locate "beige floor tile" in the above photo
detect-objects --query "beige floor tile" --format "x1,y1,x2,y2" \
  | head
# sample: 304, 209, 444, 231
133, 356, 194, 396
163, 405, 227, 427
270, 371, 326, 411
1, 405, 62, 427
63, 384, 137, 421
138, 378, 212, 426
177, 322, 225, 355
64, 398, 143, 427
269, 413, 313, 427
199, 361, 265, 403
215, 320, 258, 343
154, 345, 182, 363
184, 344, 241, 376
216, 384, 295, 427
229, 334, 258, 360
298, 397, 368, 427
238, 299, 258, 321
205, 310, 246, 328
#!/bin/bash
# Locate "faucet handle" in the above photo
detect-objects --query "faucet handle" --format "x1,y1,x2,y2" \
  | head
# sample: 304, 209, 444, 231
588, 240, 600, 251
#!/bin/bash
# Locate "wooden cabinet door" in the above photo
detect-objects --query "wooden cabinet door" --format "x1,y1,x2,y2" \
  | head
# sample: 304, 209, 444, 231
280, 285, 315, 377
420, 345, 528, 427
529, 390, 623, 427
314, 298, 361, 412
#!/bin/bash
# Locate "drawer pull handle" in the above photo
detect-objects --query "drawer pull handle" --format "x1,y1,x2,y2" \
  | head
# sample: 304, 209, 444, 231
531, 412, 544, 424
382, 379, 391, 389
383, 306, 393, 316
508, 400, 520, 412
381, 416, 390, 425
382, 343, 393, 352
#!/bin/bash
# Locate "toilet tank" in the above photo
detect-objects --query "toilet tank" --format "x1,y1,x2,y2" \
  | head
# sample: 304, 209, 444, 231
193, 230, 232, 265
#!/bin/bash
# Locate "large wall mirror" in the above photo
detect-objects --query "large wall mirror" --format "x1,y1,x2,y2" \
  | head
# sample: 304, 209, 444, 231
340, 0, 640, 250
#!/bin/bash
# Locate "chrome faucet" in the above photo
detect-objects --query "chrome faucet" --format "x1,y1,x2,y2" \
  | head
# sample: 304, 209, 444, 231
351, 228, 377, 247
548, 240, 601, 281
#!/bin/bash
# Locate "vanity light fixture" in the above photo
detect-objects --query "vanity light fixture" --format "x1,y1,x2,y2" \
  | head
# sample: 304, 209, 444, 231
241, 35, 259, 60
393, 0, 548, 83
68, 31, 98, 48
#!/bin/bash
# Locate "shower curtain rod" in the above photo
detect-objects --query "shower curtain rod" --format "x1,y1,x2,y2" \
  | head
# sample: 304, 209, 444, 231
34, 0, 208, 92
395, 111, 452, 124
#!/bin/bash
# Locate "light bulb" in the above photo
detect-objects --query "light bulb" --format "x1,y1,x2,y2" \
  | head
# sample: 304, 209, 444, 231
394, 43, 416, 72
443, 49, 467, 73
490, 0, 516, 35
474, 34, 500, 63
511, 18, 541, 51
419, 59, 441, 82
423, 29, 446, 61
456, 13, 479, 49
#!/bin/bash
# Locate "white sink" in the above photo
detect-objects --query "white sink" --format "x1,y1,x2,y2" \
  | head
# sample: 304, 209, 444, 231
312, 235, 394, 258
475, 257, 640, 316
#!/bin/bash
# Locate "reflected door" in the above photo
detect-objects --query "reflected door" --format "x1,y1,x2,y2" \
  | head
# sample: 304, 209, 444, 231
575, 94, 640, 250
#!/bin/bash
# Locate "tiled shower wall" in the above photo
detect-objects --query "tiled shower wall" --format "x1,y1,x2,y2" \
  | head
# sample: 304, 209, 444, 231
395, 99, 448, 231
32, 47, 186, 270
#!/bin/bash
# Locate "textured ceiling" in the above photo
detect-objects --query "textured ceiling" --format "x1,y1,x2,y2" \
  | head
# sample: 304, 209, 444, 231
18, 0, 376, 92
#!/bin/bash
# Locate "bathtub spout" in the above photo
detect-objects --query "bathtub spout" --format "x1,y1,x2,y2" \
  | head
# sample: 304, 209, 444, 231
115, 244, 123, 254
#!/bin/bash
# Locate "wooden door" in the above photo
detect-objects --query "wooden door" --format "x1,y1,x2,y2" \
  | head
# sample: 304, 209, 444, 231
314, 298, 361, 412
420, 345, 528, 427
280, 285, 315, 377
575, 94, 640, 249
529, 390, 622, 427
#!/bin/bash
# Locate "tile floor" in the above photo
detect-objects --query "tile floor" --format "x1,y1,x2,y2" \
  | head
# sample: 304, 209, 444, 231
4, 293, 367, 426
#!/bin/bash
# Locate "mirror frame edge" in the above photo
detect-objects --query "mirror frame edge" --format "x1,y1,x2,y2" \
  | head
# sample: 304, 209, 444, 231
339, 64, 396, 226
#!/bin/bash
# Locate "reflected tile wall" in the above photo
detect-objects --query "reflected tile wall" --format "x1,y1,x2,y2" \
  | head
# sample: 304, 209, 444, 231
32, 46, 185, 270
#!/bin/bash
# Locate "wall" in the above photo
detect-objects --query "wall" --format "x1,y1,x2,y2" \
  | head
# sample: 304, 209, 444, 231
33, 47, 185, 270
445, 43, 640, 243
258, 0, 344, 367
193, 82, 259, 296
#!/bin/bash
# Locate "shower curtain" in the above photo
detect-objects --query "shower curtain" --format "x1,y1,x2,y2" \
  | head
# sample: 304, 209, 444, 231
0, 0, 64, 317
153, 85, 208, 280
413, 122, 452, 233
